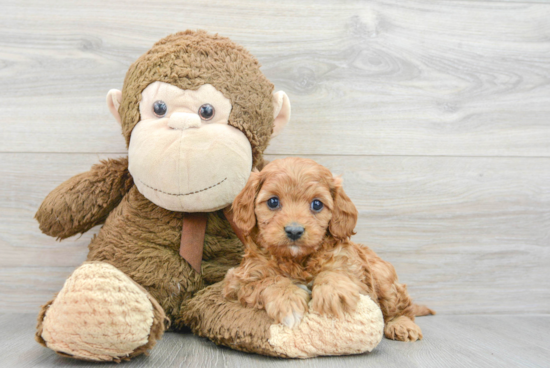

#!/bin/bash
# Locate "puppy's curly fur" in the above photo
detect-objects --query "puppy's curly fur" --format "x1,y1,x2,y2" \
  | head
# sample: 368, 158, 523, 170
223, 157, 434, 341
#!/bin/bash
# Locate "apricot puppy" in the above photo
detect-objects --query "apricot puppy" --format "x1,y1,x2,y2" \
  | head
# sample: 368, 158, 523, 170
223, 157, 434, 341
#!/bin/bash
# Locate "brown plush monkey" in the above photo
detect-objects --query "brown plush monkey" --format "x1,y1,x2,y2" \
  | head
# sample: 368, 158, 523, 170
34, 30, 291, 362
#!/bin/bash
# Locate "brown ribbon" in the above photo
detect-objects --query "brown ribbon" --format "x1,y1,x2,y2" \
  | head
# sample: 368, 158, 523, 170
180, 212, 208, 274
179, 208, 246, 275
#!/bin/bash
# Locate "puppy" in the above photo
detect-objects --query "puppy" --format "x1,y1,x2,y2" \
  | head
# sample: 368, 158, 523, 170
223, 157, 434, 342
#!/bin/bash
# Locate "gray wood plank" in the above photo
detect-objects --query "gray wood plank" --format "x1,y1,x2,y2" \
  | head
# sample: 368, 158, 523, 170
1, 153, 548, 314
1, 314, 548, 368
0, 0, 549, 156
0, 267, 75, 313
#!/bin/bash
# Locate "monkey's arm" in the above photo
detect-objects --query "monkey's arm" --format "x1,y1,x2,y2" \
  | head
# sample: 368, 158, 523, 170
35, 157, 133, 240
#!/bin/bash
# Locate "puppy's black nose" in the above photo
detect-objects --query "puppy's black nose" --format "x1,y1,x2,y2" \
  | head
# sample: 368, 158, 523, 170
285, 223, 304, 241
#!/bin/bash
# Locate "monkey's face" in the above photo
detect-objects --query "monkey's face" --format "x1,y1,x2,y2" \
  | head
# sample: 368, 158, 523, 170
128, 81, 252, 212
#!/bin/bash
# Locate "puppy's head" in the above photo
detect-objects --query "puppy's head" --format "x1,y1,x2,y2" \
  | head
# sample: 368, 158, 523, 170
232, 157, 358, 258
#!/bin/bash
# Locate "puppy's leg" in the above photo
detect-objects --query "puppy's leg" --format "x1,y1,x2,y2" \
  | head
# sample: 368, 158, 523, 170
310, 271, 363, 319
261, 278, 311, 328
222, 267, 242, 300
369, 256, 426, 342
226, 273, 310, 329
380, 282, 424, 342
384, 315, 423, 342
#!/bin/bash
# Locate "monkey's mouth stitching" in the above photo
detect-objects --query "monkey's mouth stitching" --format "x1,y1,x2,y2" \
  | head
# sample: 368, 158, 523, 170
136, 177, 227, 197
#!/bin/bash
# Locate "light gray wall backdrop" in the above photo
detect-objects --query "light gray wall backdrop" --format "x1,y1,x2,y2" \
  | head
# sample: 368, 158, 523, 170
0, 0, 549, 315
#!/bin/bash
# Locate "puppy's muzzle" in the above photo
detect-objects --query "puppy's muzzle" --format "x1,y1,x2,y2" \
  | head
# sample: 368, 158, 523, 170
285, 223, 304, 241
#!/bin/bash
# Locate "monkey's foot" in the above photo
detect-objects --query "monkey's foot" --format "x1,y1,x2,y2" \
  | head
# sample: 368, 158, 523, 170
36, 262, 169, 362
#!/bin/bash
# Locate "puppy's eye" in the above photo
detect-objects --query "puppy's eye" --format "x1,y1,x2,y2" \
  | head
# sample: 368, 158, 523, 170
153, 100, 167, 117
267, 197, 280, 210
311, 199, 324, 212
198, 104, 215, 120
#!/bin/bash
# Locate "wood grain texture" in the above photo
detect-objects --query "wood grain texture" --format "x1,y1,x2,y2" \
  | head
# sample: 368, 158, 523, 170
0, 0, 549, 156
1, 0, 549, 323
1, 153, 548, 314
1, 313, 549, 368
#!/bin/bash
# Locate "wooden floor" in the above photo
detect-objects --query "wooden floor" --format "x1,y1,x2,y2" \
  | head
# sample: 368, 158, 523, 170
2, 314, 548, 368
1, 0, 549, 366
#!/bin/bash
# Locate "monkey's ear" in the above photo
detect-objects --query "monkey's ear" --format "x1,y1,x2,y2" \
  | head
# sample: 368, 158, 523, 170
107, 89, 122, 126
271, 91, 291, 138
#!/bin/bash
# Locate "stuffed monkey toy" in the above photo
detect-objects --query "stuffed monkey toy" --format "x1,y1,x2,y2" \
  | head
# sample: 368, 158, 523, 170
35, 30, 383, 362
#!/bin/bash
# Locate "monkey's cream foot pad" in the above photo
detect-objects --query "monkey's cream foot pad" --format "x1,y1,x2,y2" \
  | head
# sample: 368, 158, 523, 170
182, 282, 384, 358
35, 262, 167, 362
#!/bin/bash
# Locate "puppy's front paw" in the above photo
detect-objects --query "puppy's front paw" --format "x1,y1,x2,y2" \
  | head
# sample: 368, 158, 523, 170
281, 309, 305, 329
384, 316, 423, 342
265, 285, 310, 329
311, 281, 361, 319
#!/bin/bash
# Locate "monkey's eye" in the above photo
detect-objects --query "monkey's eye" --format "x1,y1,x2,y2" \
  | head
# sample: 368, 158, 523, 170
153, 100, 167, 117
267, 197, 280, 210
311, 199, 324, 212
198, 104, 215, 121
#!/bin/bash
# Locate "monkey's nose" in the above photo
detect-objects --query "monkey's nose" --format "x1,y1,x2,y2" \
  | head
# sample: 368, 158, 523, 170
285, 223, 304, 241
168, 112, 201, 130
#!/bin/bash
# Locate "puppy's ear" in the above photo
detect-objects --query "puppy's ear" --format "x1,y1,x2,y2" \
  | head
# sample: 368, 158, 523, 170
329, 176, 358, 241
232, 172, 262, 235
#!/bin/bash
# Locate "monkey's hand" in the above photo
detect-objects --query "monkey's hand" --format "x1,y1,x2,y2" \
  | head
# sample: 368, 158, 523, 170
35, 157, 133, 240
